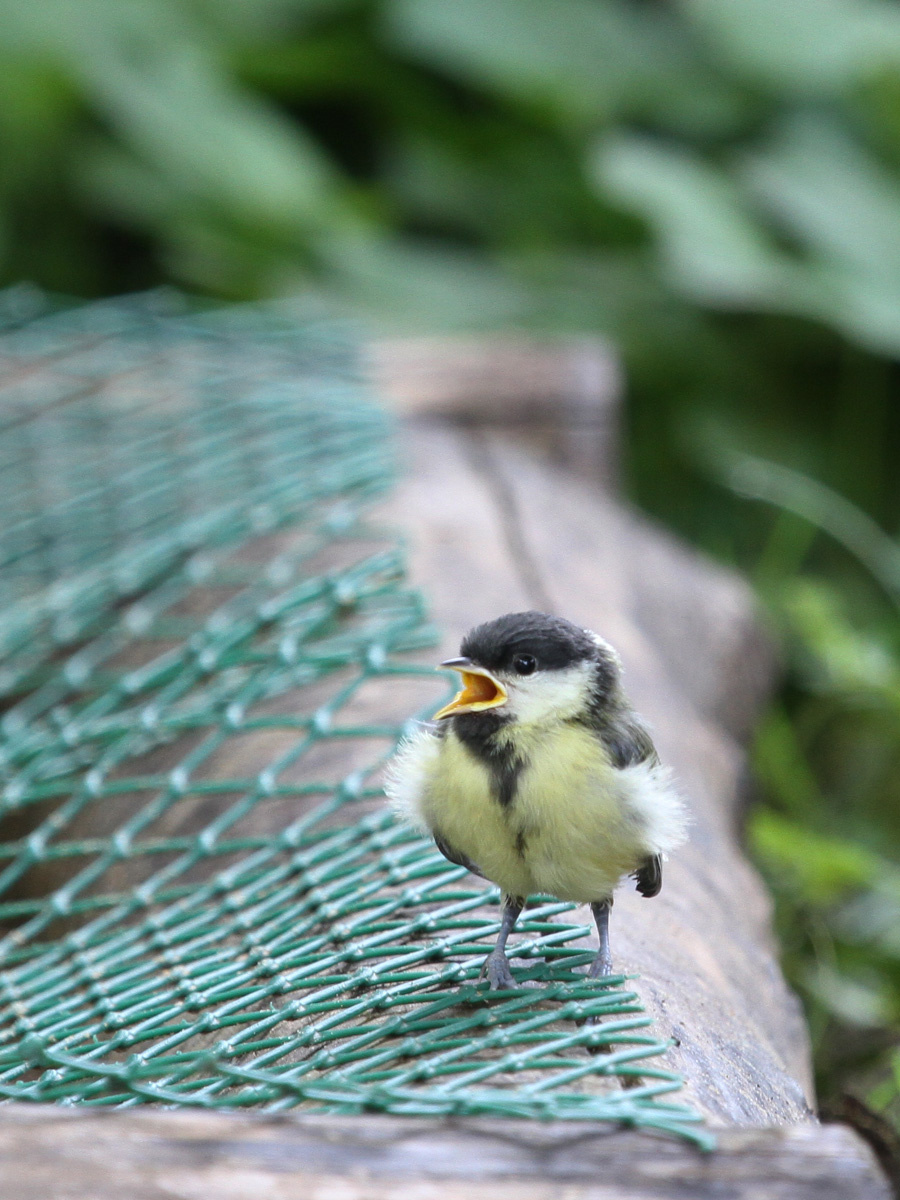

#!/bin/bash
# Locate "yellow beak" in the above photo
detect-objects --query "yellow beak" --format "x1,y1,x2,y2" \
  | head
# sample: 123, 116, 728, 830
433, 658, 508, 720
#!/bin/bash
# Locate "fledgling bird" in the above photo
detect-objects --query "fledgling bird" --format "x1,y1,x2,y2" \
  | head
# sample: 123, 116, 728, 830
386, 611, 687, 988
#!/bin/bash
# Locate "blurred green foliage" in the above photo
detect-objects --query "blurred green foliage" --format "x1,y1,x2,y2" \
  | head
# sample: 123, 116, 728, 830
2, 0, 900, 1129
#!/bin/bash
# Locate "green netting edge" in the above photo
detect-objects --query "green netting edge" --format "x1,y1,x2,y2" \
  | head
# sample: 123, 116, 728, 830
0, 292, 714, 1151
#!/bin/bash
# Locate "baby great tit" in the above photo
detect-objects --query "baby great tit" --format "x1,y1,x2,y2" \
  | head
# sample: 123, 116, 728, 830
386, 611, 686, 989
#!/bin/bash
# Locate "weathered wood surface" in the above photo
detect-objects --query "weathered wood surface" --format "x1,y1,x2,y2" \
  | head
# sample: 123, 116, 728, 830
370, 334, 622, 486
0, 335, 889, 1196
0, 1108, 890, 1200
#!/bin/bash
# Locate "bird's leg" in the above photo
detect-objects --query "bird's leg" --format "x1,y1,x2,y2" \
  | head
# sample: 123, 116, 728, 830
589, 899, 613, 978
480, 895, 524, 990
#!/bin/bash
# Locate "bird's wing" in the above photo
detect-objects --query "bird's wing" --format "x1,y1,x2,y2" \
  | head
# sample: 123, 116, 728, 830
434, 834, 485, 879
596, 709, 659, 769
595, 709, 668, 897
633, 853, 662, 897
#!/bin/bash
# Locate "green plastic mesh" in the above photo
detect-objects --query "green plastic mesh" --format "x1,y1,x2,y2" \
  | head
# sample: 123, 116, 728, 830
0, 291, 710, 1148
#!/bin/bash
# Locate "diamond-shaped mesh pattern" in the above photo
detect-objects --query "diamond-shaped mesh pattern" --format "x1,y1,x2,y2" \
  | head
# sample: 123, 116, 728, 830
0, 292, 709, 1148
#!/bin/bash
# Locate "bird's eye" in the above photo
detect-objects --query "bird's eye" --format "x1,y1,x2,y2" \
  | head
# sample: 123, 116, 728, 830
512, 654, 537, 676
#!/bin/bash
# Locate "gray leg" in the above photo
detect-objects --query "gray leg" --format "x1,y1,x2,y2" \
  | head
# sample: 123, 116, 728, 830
481, 896, 524, 990
589, 899, 613, 978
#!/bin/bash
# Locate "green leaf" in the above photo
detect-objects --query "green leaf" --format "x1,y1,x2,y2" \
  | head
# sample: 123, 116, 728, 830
740, 117, 900, 353
743, 117, 900, 281
191, 0, 358, 39
753, 707, 822, 817
683, 0, 900, 96
804, 961, 892, 1027
780, 579, 900, 696
594, 135, 814, 307
321, 233, 534, 331
2, 0, 355, 238
595, 131, 900, 356
385, 0, 716, 125
750, 809, 881, 901
718, 450, 900, 605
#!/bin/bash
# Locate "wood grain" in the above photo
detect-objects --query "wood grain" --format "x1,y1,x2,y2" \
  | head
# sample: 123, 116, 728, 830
0, 1109, 890, 1200
370, 335, 621, 487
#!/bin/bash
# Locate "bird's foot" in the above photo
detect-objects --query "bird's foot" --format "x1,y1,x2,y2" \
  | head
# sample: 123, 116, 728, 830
588, 950, 613, 980
480, 948, 519, 990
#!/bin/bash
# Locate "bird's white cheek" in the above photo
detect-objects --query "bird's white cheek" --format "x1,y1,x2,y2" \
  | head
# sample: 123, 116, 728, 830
503, 662, 595, 724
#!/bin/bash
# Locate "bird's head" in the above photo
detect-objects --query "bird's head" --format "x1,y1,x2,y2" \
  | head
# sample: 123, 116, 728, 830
433, 611, 621, 726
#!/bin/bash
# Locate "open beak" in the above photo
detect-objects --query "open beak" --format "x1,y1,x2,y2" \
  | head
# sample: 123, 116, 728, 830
433, 657, 508, 720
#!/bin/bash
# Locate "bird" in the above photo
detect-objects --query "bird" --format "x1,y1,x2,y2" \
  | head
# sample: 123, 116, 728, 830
385, 611, 687, 989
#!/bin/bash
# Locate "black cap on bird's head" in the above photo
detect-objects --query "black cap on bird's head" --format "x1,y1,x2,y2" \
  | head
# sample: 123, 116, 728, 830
433, 611, 621, 721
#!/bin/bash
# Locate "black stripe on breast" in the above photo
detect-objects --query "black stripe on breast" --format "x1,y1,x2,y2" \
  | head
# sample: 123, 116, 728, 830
451, 712, 525, 808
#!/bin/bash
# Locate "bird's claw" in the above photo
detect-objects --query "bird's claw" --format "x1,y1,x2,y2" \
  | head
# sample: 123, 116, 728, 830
588, 951, 613, 979
480, 948, 518, 990
584, 950, 615, 1029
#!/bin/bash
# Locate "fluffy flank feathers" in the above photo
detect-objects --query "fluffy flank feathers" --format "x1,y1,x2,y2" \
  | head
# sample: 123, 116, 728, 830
617, 760, 689, 856
384, 724, 439, 832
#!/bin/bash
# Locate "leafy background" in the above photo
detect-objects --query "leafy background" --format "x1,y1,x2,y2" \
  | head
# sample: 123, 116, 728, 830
2, 0, 900, 1139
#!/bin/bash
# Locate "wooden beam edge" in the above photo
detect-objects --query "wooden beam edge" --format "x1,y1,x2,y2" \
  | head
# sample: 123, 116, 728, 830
0, 1108, 891, 1200
369, 335, 622, 487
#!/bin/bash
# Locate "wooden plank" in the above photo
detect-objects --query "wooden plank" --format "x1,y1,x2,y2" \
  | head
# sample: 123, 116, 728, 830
0, 1109, 890, 1200
370, 336, 621, 487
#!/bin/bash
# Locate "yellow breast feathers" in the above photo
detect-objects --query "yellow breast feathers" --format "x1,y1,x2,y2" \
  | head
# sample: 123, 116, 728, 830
387, 723, 686, 904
